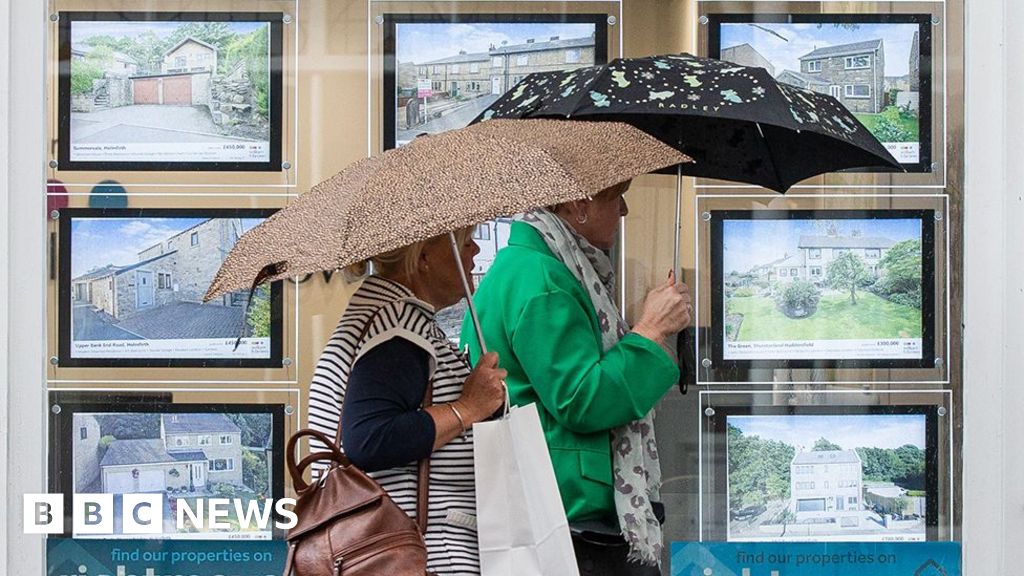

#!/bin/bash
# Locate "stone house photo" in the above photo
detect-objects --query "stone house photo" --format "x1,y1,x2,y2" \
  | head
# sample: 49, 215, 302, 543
67, 19, 272, 150
790, 449, 864, 524
717, 20, 924, 156
393, 21, 599, 145
726, 413, 928, 541
721, 216, 924, 345
71, 410, 273, 537
69, 216, 268, 346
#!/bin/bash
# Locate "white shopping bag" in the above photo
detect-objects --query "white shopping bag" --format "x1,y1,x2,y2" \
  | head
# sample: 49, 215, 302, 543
473, 403, 579, 576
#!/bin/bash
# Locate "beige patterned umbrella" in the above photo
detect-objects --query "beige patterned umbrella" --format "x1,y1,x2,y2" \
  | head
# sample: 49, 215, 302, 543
205, 119, 690, 302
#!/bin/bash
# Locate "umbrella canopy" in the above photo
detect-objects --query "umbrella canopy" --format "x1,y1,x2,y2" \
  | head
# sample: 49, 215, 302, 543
204, 118, 690, 300
471, 53, 902, 192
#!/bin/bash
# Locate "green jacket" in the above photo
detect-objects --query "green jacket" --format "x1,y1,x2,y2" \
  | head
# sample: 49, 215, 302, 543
462, 222, 678, 522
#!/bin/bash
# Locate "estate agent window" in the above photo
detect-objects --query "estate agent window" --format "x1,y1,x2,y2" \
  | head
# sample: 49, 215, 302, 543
565, 48, 581, 64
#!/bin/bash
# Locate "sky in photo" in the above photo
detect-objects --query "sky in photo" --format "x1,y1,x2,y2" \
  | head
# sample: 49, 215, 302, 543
72, 20, 266, 42
728, 413, 927, 450
722, 216, 921, 274
397, 22, 596, 65
71, 217, 261, 278
720, 22, 920, 77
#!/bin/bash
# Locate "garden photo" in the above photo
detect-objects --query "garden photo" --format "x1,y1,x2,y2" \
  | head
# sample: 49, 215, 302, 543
717, 18, 926, 165
67, 213, 272, 361
72, 411, 274, 539
720, 214, 926, 361
392, 20, 599, 147
66, 16, 274, 165
726, 412, 929, 542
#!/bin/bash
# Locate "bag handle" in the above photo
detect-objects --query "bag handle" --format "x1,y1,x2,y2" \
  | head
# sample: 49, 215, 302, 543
333, 299, 433, 535
287, 428, 350, 495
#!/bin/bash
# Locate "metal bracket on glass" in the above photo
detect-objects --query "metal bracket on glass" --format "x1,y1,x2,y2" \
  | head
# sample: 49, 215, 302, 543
701, 211, 712, 222
937, 406, 947, 417
48, 159, 58, 169
282, 161, 292, 171
49, 13, 58, 22
282, 357, 293, 367
49, 356, 59, 365
931, 16, 941, 25
51, 404, 61, 414
375, 15, 384, 25
704, 406, 715, 417
607, 15, 617, 26
699, 15, 709, 26
934, 211, 944, 222
285, 405, 295, 416
50, 210, 60, 220
283, 14, 293, 24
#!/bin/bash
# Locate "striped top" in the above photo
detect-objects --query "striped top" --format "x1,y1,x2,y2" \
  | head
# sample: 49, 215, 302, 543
308, 276, 479, 575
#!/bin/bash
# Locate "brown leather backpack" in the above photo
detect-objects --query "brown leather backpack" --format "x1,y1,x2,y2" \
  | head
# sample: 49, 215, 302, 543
283, 308, 433, 576
282, 427, 430, 576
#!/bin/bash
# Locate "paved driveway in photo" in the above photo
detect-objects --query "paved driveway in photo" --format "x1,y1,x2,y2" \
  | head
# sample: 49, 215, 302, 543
71, 105, 256, 144
397, 94, 499, 143
73, 304, 144, 341
115, 301, 248, 340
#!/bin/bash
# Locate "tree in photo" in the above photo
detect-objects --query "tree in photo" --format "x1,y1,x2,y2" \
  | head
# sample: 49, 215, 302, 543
242, 450, 270, 496
97, 413, 160, 439
71, 45, 114, 95
873, 239, 923, 308
222, 26, 271, 119
773, 279, 822, 318
812, 437, 843, 451
727, 424, 795, 511
245, 287, 271, 337
827, 251, 871, 305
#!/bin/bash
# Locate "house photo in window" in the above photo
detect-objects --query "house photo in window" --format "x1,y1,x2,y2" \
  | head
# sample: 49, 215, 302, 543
52, 399, 285, 540
58, 208, 284, 368
710, 13, 933, 172
711, 209, 936, 370
713, 405, 939, 543
382, 12, 608, 150
57, 11, 284, 172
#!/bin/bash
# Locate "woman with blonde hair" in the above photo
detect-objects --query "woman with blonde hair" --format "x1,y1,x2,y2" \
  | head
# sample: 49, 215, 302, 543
308, 227, 506, 575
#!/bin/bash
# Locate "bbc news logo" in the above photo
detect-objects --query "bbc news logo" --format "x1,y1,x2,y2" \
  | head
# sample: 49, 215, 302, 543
23, 494, 297, 534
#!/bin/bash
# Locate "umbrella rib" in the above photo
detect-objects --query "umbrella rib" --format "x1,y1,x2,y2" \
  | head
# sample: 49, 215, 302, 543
755, 121, 786, 193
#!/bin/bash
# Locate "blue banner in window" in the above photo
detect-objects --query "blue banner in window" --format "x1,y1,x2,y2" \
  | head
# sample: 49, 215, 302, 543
47, 539, 287, 576
671, 541, 961, 576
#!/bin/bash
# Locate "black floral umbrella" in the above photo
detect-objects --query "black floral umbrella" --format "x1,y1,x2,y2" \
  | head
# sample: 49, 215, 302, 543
471, 53, 902, 193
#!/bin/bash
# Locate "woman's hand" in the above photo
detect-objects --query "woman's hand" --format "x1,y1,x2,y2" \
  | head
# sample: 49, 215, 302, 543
632, 269, 692, 346
455, 352, 507, 424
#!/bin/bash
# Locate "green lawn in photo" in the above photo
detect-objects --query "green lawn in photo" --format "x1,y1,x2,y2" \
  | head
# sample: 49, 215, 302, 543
727, 291, 922, 341
854, 112, 920, 142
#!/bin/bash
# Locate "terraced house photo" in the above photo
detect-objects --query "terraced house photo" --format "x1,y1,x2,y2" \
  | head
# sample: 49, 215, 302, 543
715, 17, 928, 166
717, 212, 928, 362
66, 213, 272, 361
72, 411, 274, 539
390, 20, 601, 146
726, 413, 929, 542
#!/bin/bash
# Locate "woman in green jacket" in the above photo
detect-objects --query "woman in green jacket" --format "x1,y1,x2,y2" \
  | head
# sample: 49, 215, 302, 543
462, 181, 691, 575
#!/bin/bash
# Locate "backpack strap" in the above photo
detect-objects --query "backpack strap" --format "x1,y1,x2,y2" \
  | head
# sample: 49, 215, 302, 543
335, 302, 433, 536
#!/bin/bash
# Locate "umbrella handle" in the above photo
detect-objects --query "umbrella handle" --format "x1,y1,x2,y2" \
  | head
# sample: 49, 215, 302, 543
448, 231, 488, 356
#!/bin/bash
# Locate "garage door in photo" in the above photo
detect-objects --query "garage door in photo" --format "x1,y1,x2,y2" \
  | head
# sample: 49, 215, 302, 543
133, 78, 159, 105
162, 76, 192, 105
